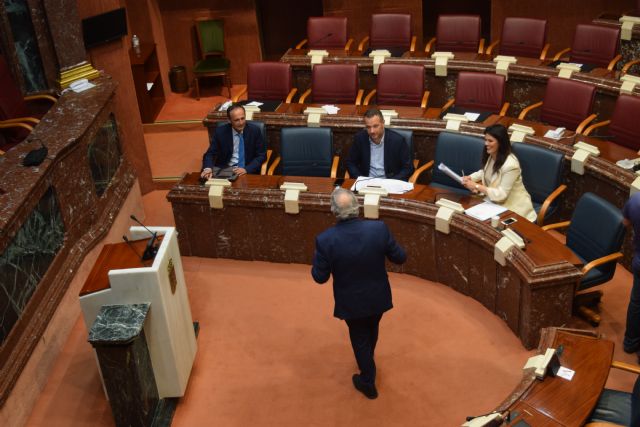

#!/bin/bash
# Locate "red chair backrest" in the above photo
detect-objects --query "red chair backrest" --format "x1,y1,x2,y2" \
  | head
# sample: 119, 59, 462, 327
570, 24, 620, 68
311, 64, 359, 104
307, 17, 348, 49
247, 62, 292, 101
540, 77, 596, 130
455, 72, 505, 113
499, 17, 547, 58
370, 14, 412, 50
609, 94, 640, 150
376, 64, 425, 107
435, 15, 481, 53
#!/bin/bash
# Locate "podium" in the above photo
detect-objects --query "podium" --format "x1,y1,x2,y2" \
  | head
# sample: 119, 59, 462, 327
79, 226, 197, 398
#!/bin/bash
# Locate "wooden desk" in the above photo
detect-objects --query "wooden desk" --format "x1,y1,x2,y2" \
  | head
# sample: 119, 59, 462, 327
491, 328, 614, 427
169, 173, 582, 349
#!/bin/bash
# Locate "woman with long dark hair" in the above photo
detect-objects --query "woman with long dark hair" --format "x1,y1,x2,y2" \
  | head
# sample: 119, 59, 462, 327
462, 124, 537, 222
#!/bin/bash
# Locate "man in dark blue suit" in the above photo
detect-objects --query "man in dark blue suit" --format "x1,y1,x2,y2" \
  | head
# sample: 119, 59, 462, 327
346, 109, 413, 181
201, 103, 266, 179
311, 188, 407, 399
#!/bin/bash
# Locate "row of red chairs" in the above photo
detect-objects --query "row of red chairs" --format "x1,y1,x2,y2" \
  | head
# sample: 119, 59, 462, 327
295, 14, 638, 73
235, 61, 640, 151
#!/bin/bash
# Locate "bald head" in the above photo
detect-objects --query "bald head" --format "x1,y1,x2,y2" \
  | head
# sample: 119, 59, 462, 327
331, 188, 359, 220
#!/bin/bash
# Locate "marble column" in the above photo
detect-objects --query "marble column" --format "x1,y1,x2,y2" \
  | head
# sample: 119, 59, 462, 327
41, 0, 99, 87
88, 303, 158, 427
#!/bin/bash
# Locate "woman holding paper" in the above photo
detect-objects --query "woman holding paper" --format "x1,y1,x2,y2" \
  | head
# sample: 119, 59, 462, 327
462, 124, 537, 222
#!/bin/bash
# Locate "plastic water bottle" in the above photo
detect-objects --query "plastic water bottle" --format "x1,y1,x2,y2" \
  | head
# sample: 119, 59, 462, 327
132, 34, 140, 55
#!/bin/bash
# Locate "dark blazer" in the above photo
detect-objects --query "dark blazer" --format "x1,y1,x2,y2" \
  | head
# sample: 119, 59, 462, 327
311, 218, 407, 319
346, 128, 413, 181
202, 122, 266, 174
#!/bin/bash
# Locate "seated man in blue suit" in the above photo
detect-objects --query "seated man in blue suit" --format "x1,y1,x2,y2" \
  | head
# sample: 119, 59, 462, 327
346, 108, 413, 181
311, 188, 407, 399
201, 103, 266, 179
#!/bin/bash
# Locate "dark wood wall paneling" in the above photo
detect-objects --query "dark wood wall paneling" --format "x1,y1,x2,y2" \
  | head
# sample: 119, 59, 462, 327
76, 0, 154, 194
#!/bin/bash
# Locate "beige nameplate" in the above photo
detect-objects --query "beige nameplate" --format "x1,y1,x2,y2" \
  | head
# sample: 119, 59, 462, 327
443, 113, 469, 131
494, 229, 525, 266
380, 109, 398, 125
206, 179, 232, 209
508, 124, 536, 143
493, 55, 517, 80
620, 16, 640, 41
358, 186, 389, 219
280, 182, 308, 214
369, 49, 391, 74
303, 107, 327, 127
243, 105, 260, 120
435, 199, 464, 234
620, 74, 640, 95
307, 49, 329, 67
432, 51, 455, 77
556, 62, 582, 79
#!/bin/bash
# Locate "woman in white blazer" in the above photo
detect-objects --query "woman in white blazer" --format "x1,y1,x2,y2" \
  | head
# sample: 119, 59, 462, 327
462, 124, 537, 222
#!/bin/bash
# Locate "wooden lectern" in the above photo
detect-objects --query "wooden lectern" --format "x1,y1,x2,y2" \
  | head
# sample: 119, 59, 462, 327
79, 226, 197, 398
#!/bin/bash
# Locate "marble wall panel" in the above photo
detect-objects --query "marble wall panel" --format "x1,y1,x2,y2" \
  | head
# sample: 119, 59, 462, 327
467, 240, 498, 313
88, 114, 123, 197
495, 267, 521, 335
434, 230, 470, 296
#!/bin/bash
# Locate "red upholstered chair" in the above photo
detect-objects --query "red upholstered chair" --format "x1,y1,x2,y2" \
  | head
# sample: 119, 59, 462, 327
553, 24, 622, 70
519, 77, 596, 133
232, 62, 297, 103
298, 64, 363, 105
583, 94, 640, 150
443, 72, 508, 115
0, 54, 56, 152
486, 17, 550, 60
358, 14, 416, 55
363, 63, 429, 108
295, 17, 352, 51
425, 15, 484, 54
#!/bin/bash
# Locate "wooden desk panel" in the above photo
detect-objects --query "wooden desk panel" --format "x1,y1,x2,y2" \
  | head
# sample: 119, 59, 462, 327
169, 174, 582, 348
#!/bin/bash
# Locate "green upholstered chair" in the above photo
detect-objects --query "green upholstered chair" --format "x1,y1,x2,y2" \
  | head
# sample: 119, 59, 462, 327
193, 19, 231, 100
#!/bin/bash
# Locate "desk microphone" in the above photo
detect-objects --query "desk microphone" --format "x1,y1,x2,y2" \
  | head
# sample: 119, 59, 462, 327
310, 32, 333, 47
122, 235, 144, 262
130, 214, 159, 261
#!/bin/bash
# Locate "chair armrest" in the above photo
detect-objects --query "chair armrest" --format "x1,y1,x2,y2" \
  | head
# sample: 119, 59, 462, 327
1, 116, 40, 125
267, 156, 280, 175
330, 155, 339, 178
298, 88, 311, 104
441, 98, 455, 113
607, 54, 623, 71
552, 47, 571, 61
421, 90, 430, 109
485, 39, 500, 56
541, 220, 571, 231
518, 101, 543, 120
344, 38, 354, 51
24, 94, 57, 103
424, 37, 436, 54
344, 170, 350, 179
285, 88, 298, 104
478, 38, 485, 54
363, 89, 377, 106
611, 360, 640, 374
409, 160, 434, 184
576, 114, 597, 134
583, 423, 624, 427
540, 43, 551, 61
355, 89, 364, 106
232, 87, 247, 102
261, 149, 273, 175
622, 59, 640, 75
536, 184, 567, 226
357, 36, 369, 52
0, 121, 34, 132
582, 252, 623, 276
499, 102, 510, 117
295, 39, 307, 49
410, 36, 417, 52
583, 120, 611, 136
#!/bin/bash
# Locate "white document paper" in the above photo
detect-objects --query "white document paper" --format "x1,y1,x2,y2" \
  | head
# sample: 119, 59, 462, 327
246, 101, 263, 107
219, 100, 232, 111
556, 366, 575, 381
465, 202, 508, 221
437, 162, 463, 184
322, 105, 340, 114
350, 177, 414, 194
463, 112, 480, 121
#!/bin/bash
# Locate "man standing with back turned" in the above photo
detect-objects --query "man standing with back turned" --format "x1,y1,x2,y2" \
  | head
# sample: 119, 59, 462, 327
311, 188, 407, 399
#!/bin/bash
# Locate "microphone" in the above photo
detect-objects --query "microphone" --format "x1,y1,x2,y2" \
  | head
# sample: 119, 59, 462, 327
310, 32, 333, 47
122, 235, 144, 262
130, 214, 158, 261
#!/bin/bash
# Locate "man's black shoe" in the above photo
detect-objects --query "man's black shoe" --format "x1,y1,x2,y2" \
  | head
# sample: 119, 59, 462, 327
352, 374, 378, 399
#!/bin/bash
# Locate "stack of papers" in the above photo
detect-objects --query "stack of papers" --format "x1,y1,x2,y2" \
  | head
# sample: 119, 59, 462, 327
463, 112, 480, 121
322, 105, 340, 114
350, 177, 414, 194
246, 101, 263, 107
464, 202, 507, 221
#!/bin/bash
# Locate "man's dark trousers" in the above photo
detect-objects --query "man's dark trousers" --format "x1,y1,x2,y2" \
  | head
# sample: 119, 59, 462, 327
346, 313, 383, 385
